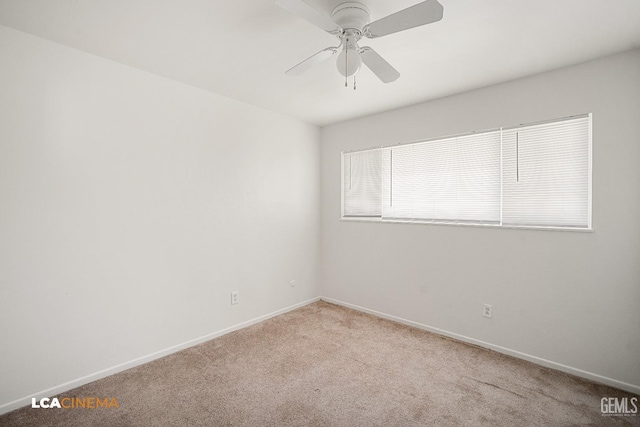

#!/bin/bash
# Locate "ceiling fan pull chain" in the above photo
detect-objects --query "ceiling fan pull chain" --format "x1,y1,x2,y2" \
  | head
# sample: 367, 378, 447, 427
344, 45, 348, 87
354, 74, 357, 91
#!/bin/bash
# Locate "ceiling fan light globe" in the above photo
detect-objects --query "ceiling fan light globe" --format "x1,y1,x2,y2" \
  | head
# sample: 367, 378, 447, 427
336, 49, 362, 77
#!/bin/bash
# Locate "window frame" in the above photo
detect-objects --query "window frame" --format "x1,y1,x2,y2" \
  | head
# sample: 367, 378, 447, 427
340, 114, 593, 232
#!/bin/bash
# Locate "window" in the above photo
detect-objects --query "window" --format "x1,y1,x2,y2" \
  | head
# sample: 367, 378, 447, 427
501, 117, 591, 228
382, 131, 501, 224
341, 114, 592, 230
342, 149, 382, 217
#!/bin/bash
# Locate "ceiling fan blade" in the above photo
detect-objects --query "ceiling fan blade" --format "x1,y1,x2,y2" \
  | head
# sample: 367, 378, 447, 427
275, 0, 342, 35
360, 47, 400, 83
285, 47, 339, 76
364, 0, 443, 39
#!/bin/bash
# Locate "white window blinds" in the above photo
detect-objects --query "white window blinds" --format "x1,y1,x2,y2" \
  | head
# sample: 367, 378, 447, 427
342, 149, 382, 217
381, 131, 501, 224
341, 114, 591, 230
502, 116, 591, 228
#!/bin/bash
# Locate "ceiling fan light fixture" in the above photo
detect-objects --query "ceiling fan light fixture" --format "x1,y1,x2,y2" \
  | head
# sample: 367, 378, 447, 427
336, 47, 361, 77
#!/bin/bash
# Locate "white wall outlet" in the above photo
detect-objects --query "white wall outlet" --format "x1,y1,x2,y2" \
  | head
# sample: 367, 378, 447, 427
483, 304, 493, 318
290, 280, 296, 287
231, 291, 239, 305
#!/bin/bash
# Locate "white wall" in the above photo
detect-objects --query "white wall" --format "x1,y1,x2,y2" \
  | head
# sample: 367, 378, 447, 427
322, 49, 640, 391
0, 25, 320, 410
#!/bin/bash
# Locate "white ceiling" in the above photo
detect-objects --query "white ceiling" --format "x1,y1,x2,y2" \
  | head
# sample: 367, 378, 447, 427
1, 0, 639, 126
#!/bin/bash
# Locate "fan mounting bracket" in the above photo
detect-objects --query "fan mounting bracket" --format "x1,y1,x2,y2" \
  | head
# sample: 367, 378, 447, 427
331, 2, 370, 33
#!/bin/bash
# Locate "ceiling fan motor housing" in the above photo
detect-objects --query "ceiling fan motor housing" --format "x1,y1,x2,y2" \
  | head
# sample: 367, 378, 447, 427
331, 2, 370, 32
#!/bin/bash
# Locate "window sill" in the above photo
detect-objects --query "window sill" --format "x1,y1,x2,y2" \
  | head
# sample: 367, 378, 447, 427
340, 217, 594, 233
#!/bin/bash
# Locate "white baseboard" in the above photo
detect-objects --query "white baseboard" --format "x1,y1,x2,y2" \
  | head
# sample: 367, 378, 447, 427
0, 297, 320, 416
321, 296, 640, 395
3, 295, 635, 416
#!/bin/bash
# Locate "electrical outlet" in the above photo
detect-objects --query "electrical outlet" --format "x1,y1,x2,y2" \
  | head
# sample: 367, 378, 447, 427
290, 280, 296, 287
483, 304, 493, 318
231, 291, 239, 305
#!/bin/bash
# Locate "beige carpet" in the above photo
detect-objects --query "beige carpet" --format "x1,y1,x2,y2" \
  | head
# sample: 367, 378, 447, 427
1, 301, 638, 426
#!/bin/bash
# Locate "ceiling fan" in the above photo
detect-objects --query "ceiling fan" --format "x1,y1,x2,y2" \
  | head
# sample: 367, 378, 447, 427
275, 0, 444, 88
